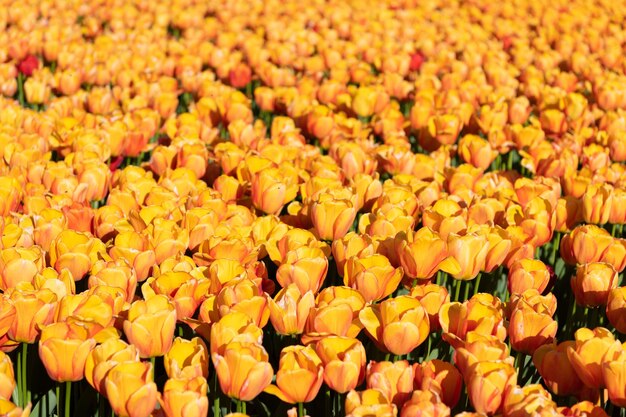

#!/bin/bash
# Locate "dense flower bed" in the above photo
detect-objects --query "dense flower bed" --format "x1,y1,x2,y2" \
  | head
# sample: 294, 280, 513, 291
0, 0, 625, 416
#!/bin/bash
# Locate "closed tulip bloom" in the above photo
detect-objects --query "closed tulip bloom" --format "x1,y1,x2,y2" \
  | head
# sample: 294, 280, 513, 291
344, 254, 403, 302
38, 322, 96, 382
212, 341, 273, 401
7, 288, 58, 343
0, 351, 15, 400
251, 167, 298, 215
104, 361, 158, 417
400, 390, 450, 417
439, 296, 507, 349
302, 286, 365, 344
466, 360, 517, 415
265, 345, 324, 404
0, 246, 45, 291
458, 134, 498, 171
109, 231, 156, 282
366, 360, 414, 407
560, 225, 614, 265
268, 284, 315, 335
446, 232, 489, 280
454, 333, 512, 377
142, 271, 209, 319
395, 228, 459, 281
602, 351, 626, 407
332, 232, 378, 277
410, 284, 450, 331
359, 295, 430, 355
571, 262, 618, 307
315, 336, 366, 393
415, 359, 463, 408
582, 184, 614, 225
48, 230, 107, 281
276, 246, 328, 294
164, 337, 209, 379
158, 376, 209, 417
567, 327, 623, 389
309, 188, 358, 241
508, 259, 551, 295
508, 306, 557, 355
123, 295, 177, 358
532, 342, 584, 397
84, 338, 140, 393
502, 384, 558, 417
345, 389, 397, 417
203, 278, 270, 328
209, 312, 263, 356
607, 287, 626, 334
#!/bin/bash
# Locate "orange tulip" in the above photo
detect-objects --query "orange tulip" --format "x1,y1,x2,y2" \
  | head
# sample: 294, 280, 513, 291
158, 376, 209, 417
366, 360, 414, 407
209, 312, 263, 356
309, 188, 358, 241
84, 338, 140, 393
567, 327, 623, 389
315, 336, 366, 393
142, 271, 209, 319
395, 228, 459, 281
0, 246, 45, 291
109, 231, 156, 282
344, 254, 403, 302
409, 284, 450, 331
276, 246, 328, 294
0, 351, 15, 400
602, 351, 626, 407
532, 342, 584, 397
7, 288, 58, 343
345, 389, 397, 417
38, 322, 96, 382
265, 345, 324, 404
212, 341, 273, 401
607, 287, 626, 334
414, 359, 463, 408
332, 232, 378, 277
458, 134, 498, 170
48, 230, 107, 281
104, 361, 158, 417
250, 167, 299, 215
571, 262, 618, 307
507, 259, 551, 295
582, 184, 614, 225
164, 337, 209, 379
400, 390, 450, 417
508, 306, 557, 355
560, 225, 613, 266
445, 232, 489, 280
201, 278, 270, 328
0, 400, 31, 417
454, 333, 512, 377
502, 384, 558, 417
123, 295, 177, 358
268, 284, 315, 335
465, 360, 517, 415
359, 295, 430, 355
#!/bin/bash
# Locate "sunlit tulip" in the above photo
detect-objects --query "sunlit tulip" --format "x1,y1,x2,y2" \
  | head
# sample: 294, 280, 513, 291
400, 390, 450, 417
268, 284, 315, 335
164, 337, 209, 379
366, 360, 414, 407
566, 327, 623, 389
38, 322, 96, 382
7, 288, 58, 343
602, 351, 626, 407
607, 287, 626, 334
395, 228, 459, 281
104, 361, 158, 417
48, 230, 107, 280
344, 254, 403, 302
123, 295, 177, 358
0, 352, 15, 400
209, 312, 263, 357
345, 389, 397, 417
571, 262, 618, 307
445, 232, 489, 280
502, 384, 557, 417
465, 360, 517, 415
315, 336, 366, 393
0, 400, 31, 417
582, 184, 614, 225
332, 232, 378, 276
409, 284, 450, 331
508, 306, 557, 354
507, 258, 551, 295
309, 188, 358, 241
265, 345, 324, 404
359, 295, 429, 355
142, 271, 209, 319
276, 246, 328, 294
414, 359, 463, 408
532, 342, 584, 397
158, 376, 209, 417
251, 167, 299, 215
84, 338, 140, 393
212, 341, 273, 401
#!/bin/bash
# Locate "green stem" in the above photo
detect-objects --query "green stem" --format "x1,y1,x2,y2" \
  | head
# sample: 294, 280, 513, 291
463, 279, 471, 301
514, 350, 525, 373
213, 371, 221, 417
474, 273, 482, 296
21, 343, 29, 406
453, 279, 461, 302
56, 384, 61, 417
298, 402, 305, 417
65, 381, 72, 417
16, 346, 22, 407
17, 73, 26, 107
150, 356, 156, 374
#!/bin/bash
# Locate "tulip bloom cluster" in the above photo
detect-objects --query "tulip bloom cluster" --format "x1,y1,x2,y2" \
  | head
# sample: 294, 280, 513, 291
0, 0, 626, 416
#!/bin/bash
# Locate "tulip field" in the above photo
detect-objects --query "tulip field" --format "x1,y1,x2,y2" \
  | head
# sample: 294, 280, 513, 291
2, 0, 626, 416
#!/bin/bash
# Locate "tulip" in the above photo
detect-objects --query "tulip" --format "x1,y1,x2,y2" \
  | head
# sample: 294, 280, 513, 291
458, 134, 498, 170
607, 287, 626, 334
582, 184, 614, 225
0, 246, 45, 291
158, 376, 209, 417
123, 295, 177, 358
345, 389, 397, 417
400, 390, 450, 417
465, 360, 517, 415
571, 262, 618, 307
415, 359, 463, 408
409, 284, 450, 331
142, 271, 209, 319
0, 400, 30, 417
532, 342, 584, 397
164, 337, 209, 379
212, 341, 273, 401
104, 361, 158, 417
507, 259, 551, 295
309, 187, 358, 241
560, 225, 613, 265
48, 230, 107, 281
366, 360, 414, 407
0, 351, 15, 400
332, 232, 378, 277
567, 327, 623, 389
602, 351, 626, 407
508, 306, 557, 355
7, 288, 58, 343
502, 384, 558, 417
209, 312, 263, 356
268, 284, 315, 335
203, 278, 270, 328
84, 338, 140, 393
275, 246, 328, 294
265, 345, 324, 404
251, 167, 299, 215
395, 228, 459, 281
302, 286, 365, 344
38, 322, 96, 382
315, 336, 366, 393
446, 232, 489, 280
359, 295, 429, 355
344, 254, 403, 302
